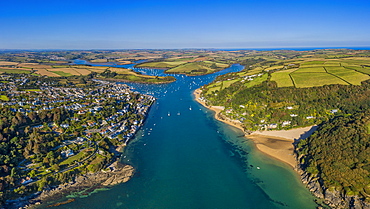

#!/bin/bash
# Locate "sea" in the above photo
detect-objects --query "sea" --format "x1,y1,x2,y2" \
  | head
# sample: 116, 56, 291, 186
47, 62, 318, 209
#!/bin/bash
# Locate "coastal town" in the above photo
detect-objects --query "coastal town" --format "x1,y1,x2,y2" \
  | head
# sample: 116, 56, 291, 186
1, 0, 370, 207
0, 48, 369, 208
0, 73, 155, 207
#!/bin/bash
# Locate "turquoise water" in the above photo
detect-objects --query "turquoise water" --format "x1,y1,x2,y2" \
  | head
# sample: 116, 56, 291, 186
52, 64, 317, 209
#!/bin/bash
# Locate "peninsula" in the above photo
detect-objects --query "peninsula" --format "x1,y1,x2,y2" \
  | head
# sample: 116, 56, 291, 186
135, 59, 230, 76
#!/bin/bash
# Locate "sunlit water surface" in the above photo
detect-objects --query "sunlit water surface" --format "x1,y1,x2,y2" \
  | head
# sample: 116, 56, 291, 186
46, 63, 317, 209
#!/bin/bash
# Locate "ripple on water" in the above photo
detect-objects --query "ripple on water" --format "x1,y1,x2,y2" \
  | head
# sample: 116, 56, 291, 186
47, 64, 317, 209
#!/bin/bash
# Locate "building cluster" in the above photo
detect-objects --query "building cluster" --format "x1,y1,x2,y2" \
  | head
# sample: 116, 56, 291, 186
242, 73, 264, 82
0, 74, 155, 149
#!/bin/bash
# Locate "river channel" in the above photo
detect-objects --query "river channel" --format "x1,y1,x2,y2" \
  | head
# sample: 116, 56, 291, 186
54, 63, 317, 209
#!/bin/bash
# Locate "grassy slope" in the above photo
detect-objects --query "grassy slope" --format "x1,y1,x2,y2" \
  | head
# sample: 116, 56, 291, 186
0, 68, 32, 74
325, 66, 370, 85
136, 61, 186, 69
135, 58, 229, 76
291, 73, 348, 88
0, 95, 9, 101
52, 71, 73, 77
244, 73, 269, 88
270, 68, 297, 87
166, 61, 229, 75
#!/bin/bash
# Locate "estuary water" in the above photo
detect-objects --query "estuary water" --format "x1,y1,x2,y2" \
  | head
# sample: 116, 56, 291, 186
56, 64, 317, 209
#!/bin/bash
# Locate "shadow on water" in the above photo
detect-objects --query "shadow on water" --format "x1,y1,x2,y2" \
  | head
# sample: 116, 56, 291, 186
41, 63, 317, 209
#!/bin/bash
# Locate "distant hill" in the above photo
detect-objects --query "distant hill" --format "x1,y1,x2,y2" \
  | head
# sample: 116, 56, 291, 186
200, 51, 370, 131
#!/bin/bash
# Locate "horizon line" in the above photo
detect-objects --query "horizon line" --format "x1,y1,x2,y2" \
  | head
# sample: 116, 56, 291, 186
1, 46, 370, 51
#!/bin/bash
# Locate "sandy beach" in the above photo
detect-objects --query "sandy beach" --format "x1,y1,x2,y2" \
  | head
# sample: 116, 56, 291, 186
194, 88, 317, 168
194, 89, 246, 132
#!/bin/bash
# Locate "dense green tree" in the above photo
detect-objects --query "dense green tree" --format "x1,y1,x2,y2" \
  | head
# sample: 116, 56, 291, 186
297, 111, 370, 197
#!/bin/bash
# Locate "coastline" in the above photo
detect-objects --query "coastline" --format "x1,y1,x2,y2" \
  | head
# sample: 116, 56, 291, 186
5, 162, 134, 209
3, 83, 155, 209
98, 77, 176, 84
193, 88, 316, 169
194, 88, 247, 132
134, 64, 231, 77
164, 68, 229, 77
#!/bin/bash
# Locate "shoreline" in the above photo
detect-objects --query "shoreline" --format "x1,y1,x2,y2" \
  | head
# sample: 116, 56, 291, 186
194, 89, 247, 133
134, 64, 231, 77
5, 162, 134, 209
98, 77, 176, 84
193, 88, 316, 169
4, 84, 155, 209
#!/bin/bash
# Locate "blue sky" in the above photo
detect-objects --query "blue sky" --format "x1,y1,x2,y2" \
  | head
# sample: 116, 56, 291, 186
0, 0, 369, 49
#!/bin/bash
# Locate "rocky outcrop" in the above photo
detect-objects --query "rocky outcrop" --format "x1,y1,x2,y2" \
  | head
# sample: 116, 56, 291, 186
297, 167, 370, 209
5, 162, 134, 209
38, 163, 134, 201
101, 165, 134, 186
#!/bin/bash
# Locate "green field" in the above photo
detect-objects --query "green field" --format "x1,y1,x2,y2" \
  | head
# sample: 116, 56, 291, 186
293, 67, 326, 73
166, 57, 195, 62
324, 61, 341, 66
244, 73, 268, 88
205, 73, 268, 94
135, 58, 229, 76
0, 95, 9, 101
110, 74, 175, 83
268, 62, 370, 87
270, 69, 296, 87
264, 65, 284, 71
125, 75, 141, 81
52, 65, 70, 68
207, 86, 222, 94
166, 61, 228, 75
300, 61, 326, 66
206, 82, 222, 94
205, 79, 240, 93
344, 66, 370, 75
167, 62, 207, 74
52, 71, 73, 77
0, 69, 32, 74
341, 59, 370, 65
236, 67, 264, 77
203, 61, 229, 68
222, 79, 241, 89
291, 73, 348, 88
136, 61, 186, 69
325, 66, 370, 85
